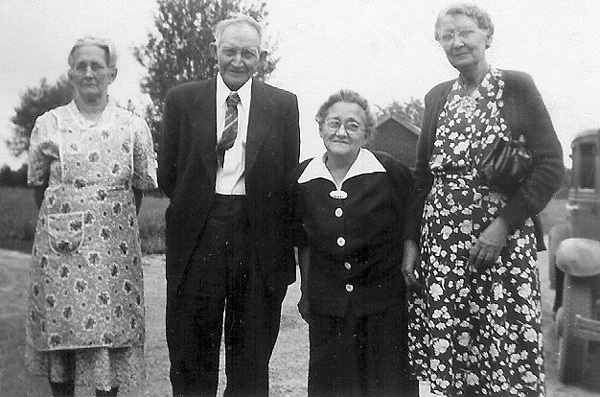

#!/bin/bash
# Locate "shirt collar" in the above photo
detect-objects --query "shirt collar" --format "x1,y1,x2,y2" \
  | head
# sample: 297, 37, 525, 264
298, 148, 386, 185
67, 97, 117, 126
216, 73, 252, 109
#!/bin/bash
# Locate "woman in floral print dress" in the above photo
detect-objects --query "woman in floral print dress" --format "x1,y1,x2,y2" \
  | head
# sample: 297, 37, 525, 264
26, 36, 157, 397
401, 4, 564, 397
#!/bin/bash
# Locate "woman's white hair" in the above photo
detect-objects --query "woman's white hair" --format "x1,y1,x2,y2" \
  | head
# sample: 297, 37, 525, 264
68, 36, 118, 68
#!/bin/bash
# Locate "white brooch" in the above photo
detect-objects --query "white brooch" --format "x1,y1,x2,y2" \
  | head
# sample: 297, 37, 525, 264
329, 190, 348, 200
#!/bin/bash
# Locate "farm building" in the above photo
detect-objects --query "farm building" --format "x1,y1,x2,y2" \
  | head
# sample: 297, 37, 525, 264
366, 115, 420, 169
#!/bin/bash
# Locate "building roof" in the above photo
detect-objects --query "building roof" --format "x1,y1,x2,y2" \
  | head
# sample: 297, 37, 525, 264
375, 114, 420, 136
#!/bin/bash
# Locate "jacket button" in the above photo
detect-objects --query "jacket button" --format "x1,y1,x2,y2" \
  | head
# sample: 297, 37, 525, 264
346, 284, 354, 292
335, 208, 343, 218
344, 262, 351, 270
337, 237, 345, 247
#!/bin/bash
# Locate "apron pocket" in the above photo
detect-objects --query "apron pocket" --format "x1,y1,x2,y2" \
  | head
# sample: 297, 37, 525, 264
47, 211, 85, 254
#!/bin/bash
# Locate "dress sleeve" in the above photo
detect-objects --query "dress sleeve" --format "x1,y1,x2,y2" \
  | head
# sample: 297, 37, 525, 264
497, 72, 564, 229
27, 112, 60, 187
131, 117, 158, 191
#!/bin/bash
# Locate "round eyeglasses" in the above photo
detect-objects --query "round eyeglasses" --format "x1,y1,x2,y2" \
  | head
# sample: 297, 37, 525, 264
324, 118, 362, 133
438, 28, 477, 44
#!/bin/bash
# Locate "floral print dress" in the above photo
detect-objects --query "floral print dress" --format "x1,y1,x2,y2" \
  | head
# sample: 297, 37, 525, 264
26, 100, 157, 396
408, 69, 545, 397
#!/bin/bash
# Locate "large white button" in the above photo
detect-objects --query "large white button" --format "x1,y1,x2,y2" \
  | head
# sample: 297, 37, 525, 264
346, 284, 354, 292
335, 207, 343, 218
344, 262, 351, 270
337, 237, 345, 247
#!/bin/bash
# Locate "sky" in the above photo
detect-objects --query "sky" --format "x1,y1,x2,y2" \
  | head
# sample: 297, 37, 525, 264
1, 0, 599, 169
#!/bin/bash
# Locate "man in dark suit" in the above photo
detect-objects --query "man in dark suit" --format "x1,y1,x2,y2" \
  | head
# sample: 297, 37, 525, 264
158, 15, 300, 397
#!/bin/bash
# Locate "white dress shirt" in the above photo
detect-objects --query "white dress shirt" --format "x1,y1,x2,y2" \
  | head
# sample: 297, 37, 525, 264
215, 74, 252, 195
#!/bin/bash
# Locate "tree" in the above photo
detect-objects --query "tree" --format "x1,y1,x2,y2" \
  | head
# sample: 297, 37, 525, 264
134, 0, 278, 142
375, 98, 425, 129
7, 76, 73, 157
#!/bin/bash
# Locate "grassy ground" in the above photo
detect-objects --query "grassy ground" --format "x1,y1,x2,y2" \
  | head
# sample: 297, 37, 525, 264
2, 193, 599, 396
0, 185, 568, 255
0, 187, 37, 252
0, 186, 169, 254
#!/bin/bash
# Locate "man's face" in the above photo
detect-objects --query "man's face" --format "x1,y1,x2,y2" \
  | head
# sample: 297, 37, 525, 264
211, 23, 265, 91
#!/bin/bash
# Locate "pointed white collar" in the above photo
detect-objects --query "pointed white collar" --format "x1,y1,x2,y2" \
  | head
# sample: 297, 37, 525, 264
298, 149, 386, 188
216, 73, 252, 110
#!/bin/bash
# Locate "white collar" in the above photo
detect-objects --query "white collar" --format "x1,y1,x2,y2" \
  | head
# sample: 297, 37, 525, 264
67, 97, 117, 126
298, 149, 386, 186
216, 74, 252, 109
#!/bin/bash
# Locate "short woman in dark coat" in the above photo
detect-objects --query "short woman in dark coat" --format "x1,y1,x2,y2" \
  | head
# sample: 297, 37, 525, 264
401, 4, 564, 397
292, 89, 417, 396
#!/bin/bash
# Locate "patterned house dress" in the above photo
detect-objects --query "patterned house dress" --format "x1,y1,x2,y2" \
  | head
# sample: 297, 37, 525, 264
408, 69, 545, 397
26, 100, 157, 396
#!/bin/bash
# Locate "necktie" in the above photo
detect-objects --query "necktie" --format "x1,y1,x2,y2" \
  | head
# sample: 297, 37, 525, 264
216, 92, 240, 167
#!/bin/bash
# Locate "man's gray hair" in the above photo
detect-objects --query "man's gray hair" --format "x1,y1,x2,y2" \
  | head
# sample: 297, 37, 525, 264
214, 15, 263, 48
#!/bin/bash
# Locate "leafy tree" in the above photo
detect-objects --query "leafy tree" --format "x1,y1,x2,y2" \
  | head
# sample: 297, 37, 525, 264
134, 0, 278, 142
7, 76, 73, 157
375, 98, 425, 129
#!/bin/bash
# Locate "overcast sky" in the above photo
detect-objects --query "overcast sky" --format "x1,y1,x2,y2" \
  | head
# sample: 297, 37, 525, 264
1, 0, 599, 169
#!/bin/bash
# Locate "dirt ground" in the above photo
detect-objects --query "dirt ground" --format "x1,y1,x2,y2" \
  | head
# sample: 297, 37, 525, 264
1, 247, 599, 397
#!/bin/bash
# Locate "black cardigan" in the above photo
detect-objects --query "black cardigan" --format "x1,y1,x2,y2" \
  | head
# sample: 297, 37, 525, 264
404, 70, 564, 245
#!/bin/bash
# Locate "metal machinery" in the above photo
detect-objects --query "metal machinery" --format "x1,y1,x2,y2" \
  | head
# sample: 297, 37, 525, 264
555, 128, 600, 383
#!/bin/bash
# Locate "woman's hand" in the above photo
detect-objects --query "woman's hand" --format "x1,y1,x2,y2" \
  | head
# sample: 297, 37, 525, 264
402, 239, 420, 288
469, 217, 510, 270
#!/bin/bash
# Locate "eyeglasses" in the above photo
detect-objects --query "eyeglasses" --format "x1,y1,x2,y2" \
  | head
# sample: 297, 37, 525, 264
71, 62, 109, 75
324, 118, 363, 133
438, 28, 478, 44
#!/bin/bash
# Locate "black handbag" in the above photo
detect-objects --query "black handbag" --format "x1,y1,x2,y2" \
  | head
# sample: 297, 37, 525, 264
480, 132, 533, 194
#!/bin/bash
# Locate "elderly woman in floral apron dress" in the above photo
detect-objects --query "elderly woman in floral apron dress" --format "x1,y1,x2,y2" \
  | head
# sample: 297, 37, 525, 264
26, 36, 157, 397
401, 4, 564, 397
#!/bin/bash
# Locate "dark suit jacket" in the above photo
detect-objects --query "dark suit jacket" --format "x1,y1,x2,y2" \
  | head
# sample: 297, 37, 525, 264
158, 77, 300, 301
404, 69, 564, 243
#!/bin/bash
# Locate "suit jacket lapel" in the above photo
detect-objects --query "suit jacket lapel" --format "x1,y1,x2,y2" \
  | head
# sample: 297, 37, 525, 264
246, 80, 274, 175
189, 78, 218, 184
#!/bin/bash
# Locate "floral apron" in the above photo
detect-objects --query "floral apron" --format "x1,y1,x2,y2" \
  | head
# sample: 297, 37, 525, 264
28, 121, 144, 351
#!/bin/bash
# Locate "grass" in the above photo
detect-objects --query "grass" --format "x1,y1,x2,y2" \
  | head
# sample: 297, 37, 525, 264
137, 193, 169, 254
0, 187, 37, 252
0, 316, 51, 396
0, 186, 569, 255
0, 186, 169, 254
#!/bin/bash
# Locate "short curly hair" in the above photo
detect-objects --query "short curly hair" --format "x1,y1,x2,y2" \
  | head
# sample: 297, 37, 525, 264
315, 89, 375, 138
434, 3, 494, 41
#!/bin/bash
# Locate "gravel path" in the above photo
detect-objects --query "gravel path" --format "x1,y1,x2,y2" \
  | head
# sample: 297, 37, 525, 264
1, 248, 599, 396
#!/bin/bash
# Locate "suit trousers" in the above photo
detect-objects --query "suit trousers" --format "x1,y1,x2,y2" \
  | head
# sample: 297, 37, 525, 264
167, 195, 285, 397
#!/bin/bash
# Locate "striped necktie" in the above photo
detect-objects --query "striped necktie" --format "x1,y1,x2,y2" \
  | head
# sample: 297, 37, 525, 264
216, 92, 240, 167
